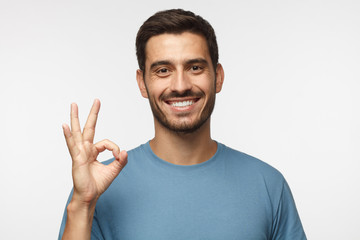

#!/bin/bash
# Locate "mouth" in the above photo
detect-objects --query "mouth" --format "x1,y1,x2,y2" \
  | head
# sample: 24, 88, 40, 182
165, 98, 200, 108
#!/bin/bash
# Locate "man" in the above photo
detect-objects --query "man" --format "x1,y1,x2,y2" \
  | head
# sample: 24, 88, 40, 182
59, 9, 306, 240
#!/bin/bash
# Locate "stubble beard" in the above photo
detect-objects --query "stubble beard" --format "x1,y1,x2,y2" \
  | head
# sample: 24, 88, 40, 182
147, 88, 216, 134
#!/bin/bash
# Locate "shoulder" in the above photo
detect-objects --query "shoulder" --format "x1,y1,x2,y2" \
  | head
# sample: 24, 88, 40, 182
217, 143, 292, 216
218, 142, 285, 185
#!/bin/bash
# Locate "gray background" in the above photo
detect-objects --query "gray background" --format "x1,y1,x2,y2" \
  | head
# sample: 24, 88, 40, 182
0, 0, 359, 239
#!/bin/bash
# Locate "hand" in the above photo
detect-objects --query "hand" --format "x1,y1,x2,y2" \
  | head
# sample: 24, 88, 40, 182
62, 99, 127, 207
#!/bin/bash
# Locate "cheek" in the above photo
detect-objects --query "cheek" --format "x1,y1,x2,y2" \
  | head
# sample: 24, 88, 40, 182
146, 81, 168, 100
192, 71, 216, 90
196, 78, 216, 94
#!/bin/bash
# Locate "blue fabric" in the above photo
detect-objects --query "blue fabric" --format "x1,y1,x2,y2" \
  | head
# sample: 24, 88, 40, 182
59, 142, 306, 239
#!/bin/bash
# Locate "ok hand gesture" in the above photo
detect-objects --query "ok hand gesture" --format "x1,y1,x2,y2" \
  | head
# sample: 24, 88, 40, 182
62, 99, 127, 207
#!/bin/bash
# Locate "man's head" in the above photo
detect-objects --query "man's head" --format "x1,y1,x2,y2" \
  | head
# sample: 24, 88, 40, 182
136, 9, 224, 134
136, 9, 219, 73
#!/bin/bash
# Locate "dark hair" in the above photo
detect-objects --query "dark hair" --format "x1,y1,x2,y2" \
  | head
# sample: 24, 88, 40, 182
136, 9, 219, 72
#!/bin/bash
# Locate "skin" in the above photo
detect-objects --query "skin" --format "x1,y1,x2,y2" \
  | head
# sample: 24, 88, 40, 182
137, 32, 224, 165
62, 32, 224, 239
62, 100, 128, 239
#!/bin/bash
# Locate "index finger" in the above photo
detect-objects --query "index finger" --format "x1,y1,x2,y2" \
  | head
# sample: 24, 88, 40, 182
83, 99, 101, 142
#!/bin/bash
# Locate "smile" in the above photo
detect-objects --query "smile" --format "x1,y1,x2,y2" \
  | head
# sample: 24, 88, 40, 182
171, 100, 194, 107
166, 98, 200, 108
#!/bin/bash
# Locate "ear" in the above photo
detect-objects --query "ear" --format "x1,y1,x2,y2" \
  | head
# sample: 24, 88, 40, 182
215, 63, 224, 93
136, 69, 148, 98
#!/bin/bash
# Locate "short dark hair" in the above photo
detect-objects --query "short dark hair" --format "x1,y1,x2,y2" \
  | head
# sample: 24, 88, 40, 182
136, 9, 219, 72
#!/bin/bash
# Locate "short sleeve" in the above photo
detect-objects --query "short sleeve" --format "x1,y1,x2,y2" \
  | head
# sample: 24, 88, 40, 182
271, 180, 307, 240
58, 190, 73, 240
91, 210, 105, 240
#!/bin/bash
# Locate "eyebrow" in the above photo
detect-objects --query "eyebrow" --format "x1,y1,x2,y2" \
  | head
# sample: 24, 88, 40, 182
150, 60, 172, 71
149, 58, 209, 71
185, 58, 209, 66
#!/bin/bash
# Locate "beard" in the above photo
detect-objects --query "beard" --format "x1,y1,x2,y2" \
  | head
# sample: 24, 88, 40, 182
147, 88, 216, 134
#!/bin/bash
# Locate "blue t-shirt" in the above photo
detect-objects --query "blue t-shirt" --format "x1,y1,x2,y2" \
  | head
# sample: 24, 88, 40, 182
59, 142, 306, 239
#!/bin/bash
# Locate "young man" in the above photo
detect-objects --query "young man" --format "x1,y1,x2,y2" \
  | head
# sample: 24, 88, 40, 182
59, 9, 306, 240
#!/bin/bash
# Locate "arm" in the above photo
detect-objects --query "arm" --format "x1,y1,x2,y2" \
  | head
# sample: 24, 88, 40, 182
61, 99, 127, 240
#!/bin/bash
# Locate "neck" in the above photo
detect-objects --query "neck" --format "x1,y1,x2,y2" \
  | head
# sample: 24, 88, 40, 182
149, 119, 217, 165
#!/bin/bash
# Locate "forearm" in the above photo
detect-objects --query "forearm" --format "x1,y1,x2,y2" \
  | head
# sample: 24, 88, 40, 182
62, 200, 97, 240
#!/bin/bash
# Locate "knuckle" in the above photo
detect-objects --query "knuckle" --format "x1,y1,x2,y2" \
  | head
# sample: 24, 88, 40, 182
83, 141, 91, 148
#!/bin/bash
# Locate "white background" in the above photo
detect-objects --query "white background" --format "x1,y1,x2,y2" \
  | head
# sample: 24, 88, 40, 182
1, 0, 359, 239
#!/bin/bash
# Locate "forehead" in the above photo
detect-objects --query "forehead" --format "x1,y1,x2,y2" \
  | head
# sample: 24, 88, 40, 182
145, 32, 210, 67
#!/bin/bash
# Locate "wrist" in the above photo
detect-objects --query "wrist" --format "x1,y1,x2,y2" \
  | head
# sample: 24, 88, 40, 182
70, 189, 99, 208
67, 196, 97, 217
63, 199, 96, 240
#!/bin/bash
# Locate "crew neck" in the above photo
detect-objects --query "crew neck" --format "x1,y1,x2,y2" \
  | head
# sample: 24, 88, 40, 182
140, 140, 225, 173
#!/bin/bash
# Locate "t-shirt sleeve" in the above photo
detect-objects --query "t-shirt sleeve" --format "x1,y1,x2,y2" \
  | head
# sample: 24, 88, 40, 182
271, 180, 307, 240
91, 211, 105, 240
58, 190, 72, 240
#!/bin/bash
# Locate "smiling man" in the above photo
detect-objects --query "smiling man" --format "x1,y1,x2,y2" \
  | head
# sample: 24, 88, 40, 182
139, 33, 219, 135
59, 9, 306, 240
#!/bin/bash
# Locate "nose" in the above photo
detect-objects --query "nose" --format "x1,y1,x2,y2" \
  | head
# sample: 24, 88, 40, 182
169, 70, 192, 94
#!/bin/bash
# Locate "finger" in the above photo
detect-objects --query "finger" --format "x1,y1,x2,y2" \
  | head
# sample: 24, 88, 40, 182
70, 103, 82, 142
62, 123, 79, 158
108, 150, 128, 175
83, 99, 101, 143
94, 139, 120, 157
118, 150, 128, 166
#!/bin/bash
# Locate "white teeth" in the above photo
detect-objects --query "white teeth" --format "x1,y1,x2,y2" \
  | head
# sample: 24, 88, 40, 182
171, 100, 194, 107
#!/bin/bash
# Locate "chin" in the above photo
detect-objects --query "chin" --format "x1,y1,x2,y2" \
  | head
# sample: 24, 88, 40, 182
157, 116, 210, 134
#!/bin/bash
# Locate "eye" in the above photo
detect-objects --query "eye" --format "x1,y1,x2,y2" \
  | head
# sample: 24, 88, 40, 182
156, 67, 170, 76
190, 65, 203, 73
158, 68, 168, 73
192, 66, 199, 70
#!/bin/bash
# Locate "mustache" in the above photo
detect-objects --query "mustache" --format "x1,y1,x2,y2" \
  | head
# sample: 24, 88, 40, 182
160, 90, 204, 100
